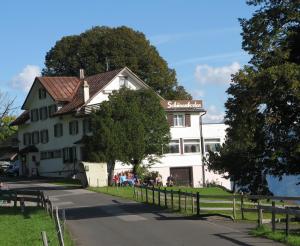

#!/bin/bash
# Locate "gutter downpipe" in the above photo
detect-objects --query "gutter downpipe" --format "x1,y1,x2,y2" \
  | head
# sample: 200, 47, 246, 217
199, 111, 207, 187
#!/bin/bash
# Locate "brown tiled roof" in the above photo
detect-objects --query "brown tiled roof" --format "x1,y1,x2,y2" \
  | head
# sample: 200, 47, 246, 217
54, 68, 123, 115
10, 111, 30, 126
37, 77, 81, 102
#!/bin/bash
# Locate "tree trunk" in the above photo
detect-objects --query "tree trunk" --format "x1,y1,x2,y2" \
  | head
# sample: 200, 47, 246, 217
132, 159, 140, 175
107, 160, 115, 186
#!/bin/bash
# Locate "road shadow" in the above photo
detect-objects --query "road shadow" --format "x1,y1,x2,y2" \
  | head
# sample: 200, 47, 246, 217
212, 233, 269, 246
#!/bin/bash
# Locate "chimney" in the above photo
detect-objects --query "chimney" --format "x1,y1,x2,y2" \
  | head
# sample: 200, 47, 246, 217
79, 69, 89, 102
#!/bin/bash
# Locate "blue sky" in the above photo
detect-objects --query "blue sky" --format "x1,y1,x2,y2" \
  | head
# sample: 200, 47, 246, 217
0, 0, 254, 122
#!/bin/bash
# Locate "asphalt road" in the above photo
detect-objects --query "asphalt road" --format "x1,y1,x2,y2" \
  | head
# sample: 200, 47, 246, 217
7, 180, 284, 246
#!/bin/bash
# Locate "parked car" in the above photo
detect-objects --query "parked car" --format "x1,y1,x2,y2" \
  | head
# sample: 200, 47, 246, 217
6, 161, 20, 177
0, 161, 10, 175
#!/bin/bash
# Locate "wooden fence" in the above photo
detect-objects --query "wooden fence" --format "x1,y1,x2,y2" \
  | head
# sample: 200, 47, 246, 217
134, 185, 300, 236
0, 190, 65, 246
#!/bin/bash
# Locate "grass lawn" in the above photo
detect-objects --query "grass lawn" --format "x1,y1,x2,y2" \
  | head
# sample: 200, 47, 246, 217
251, 225, 300, 246
0, 207, 73, 246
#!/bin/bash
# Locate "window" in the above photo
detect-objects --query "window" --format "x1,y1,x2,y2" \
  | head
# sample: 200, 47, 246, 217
54, 123, 63, 137
32, 131, 39, 145
166, 140, 180, 154
69, 121, 78, 135
41, 150, 62, 160
40, 130, 49, 144
39, 88, 47, 99
83, 118, 92, 134
23, 133, 32, 146
119, 77, 129, 88
30, 109, 39, 122
63, 147, 77, 163
184, 139, 200, 153
204, 138, 221, 152
39, 107, 48, 120
48, 105, 57, 117
173, 114, 184, 127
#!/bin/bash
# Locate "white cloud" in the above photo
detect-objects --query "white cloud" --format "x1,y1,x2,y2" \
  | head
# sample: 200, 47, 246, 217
195, 62, 240, 84
11, 65, 41, 92
203, 105, 225, 123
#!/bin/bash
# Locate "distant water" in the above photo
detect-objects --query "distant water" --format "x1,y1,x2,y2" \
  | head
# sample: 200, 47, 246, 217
267, 175, 300, 197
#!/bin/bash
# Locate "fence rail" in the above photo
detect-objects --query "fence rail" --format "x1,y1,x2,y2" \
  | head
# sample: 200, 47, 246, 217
133, 185, 300, 236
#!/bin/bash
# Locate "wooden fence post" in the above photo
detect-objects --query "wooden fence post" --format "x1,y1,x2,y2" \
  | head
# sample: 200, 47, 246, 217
171, 190, 174, 210
152, 186, 155, 204
241, 194, 244, 220
285, 207, 290, 237
178, 189, 181, 212
257, 201, 263, 227
164, 188, 167, 208
133, 186, 136, 199
146, 187, 148, 203
272, 201, 276, 232
141, 187, 143, 201
191, 192, 194, 214
41, 231, 49, 246
158, 187, 161, 207
233, 194, 236, 220
184, 191, 187, 213
196, 192, 200, 216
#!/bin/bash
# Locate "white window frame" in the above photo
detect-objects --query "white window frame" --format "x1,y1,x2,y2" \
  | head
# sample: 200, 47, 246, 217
183, 139, 201, 154
173, 114, 185, 127
204, 138, 221, 153
165, 139, 180, 154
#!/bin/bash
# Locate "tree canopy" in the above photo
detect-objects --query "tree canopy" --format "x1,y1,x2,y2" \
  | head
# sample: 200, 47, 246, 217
43, 26, 191, 100
84, 88, 170, 184
207, 0, 300, 194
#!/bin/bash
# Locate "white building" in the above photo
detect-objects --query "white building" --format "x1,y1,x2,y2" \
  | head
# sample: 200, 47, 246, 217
11, 67, 230, 189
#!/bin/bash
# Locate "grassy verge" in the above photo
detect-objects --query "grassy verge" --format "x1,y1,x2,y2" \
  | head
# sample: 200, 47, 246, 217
251, 225, 300, 246
0, 207, 73, 246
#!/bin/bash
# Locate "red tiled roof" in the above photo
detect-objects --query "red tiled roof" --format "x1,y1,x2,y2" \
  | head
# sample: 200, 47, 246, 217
10, 111, 30, 126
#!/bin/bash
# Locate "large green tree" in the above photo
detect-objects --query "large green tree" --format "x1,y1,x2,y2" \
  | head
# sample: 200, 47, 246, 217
43, 26, 191, 100
84, 88, 170, 184
207, 0, 300, 194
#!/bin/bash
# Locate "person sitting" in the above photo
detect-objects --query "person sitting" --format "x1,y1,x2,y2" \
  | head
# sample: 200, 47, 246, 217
156, 175, 163, 187
166, 175, 174, 187
120, 173, 127, 186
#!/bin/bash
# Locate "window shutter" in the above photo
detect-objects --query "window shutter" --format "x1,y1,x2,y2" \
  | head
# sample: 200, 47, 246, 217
167, 114, 174, 126
54, 125, 57, 137
69, 122, 72, 135
76, 121, 78, 134
185, 114, 191, 127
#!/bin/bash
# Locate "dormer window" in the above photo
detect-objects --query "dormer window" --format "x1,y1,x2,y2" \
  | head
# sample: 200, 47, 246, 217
119, 77, 129, 88
39, 88, 47, 99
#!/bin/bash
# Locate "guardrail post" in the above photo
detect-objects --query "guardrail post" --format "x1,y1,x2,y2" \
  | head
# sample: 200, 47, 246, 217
164, 188, 167, 208
272, 201, 276, 232
146, 187, 148, 203
152, 186, 155, 204
285, 207, 289, 237
41, 231, 49, 246
241, 194, 244, 220
171, 190, 174, 210
178, 189, 181, 212
158, 187, 161, 206
196, 192, 200, 216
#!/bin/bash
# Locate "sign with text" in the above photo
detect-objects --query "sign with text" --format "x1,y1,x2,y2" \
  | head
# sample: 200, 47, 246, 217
161, 100, 203, 110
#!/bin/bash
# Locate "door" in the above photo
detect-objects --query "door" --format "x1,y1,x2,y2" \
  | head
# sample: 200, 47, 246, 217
170, 167, 193, 186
